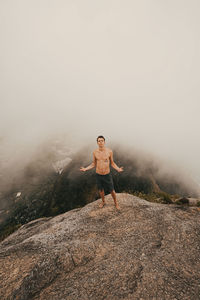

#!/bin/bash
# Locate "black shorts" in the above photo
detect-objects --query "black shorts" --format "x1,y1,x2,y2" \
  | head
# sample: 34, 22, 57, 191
96, 173, 114, 193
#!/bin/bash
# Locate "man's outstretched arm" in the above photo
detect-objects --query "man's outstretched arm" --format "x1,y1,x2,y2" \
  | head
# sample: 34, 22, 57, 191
80, 152, 96, 172
110, 150, 123, 172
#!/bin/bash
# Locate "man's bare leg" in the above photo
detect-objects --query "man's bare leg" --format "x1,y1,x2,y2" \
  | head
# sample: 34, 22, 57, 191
111, 190, 120, 210
99, 190, 105, 208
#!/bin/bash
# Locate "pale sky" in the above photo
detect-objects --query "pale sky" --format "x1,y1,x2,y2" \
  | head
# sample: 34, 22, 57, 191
1, 1, 200, 179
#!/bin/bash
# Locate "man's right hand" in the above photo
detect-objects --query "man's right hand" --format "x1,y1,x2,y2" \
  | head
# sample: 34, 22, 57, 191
80, 167, 86, 172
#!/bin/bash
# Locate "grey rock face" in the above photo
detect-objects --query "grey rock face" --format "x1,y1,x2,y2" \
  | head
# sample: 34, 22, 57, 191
0, 193, 200, 300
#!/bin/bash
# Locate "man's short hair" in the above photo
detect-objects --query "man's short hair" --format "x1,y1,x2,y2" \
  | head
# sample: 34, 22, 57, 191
97, 135, 105, 142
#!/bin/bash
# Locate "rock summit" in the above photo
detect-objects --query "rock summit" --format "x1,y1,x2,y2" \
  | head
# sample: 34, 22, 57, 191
0, 193, 200, 300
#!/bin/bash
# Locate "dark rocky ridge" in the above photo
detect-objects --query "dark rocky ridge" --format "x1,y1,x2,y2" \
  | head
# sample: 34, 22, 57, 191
0, 193, 200, 300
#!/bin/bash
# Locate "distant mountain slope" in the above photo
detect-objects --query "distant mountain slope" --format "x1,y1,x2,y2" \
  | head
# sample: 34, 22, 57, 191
0, 145, 199, 241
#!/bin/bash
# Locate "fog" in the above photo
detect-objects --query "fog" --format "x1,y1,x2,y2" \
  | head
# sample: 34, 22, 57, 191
1, 0, 200, 186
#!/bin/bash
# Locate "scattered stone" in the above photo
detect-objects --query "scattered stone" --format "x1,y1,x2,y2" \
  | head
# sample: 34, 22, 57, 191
175, 197, 200, 206
175, 197, 189, 205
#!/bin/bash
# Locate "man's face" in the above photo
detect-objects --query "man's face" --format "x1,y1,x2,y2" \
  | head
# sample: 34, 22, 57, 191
97, 138, 105, 147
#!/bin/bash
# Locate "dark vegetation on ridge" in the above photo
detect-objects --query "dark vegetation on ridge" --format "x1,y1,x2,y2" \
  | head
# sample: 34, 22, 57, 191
0, 146, 198, 241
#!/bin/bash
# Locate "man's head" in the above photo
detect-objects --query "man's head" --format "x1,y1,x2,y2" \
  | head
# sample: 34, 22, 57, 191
97, 135, 105, 147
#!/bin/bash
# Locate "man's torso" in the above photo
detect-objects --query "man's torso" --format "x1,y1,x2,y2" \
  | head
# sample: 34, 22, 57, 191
94, 147, 111, 175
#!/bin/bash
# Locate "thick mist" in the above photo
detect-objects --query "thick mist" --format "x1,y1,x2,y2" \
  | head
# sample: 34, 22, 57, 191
1, 0, 200, 191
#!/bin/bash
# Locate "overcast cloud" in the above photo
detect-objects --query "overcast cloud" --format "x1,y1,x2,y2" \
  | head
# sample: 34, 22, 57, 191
1, 0, 200, 180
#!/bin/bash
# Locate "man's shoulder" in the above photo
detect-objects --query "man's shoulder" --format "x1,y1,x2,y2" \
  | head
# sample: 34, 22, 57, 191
93, 148, 99, 154
106, 147, 112, 153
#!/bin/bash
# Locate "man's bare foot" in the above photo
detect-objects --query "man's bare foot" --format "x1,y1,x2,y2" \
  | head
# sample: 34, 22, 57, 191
99, 202, 105, 208
115, 204, 121, 210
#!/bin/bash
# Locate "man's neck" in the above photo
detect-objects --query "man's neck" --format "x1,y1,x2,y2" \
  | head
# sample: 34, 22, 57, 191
98, 146, 105, 152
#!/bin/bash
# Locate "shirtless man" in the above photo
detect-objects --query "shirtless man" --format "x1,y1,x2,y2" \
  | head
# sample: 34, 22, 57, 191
80, 136, 123, 210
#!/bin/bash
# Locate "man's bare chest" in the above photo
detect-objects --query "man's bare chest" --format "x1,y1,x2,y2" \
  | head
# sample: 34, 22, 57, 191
95, 151, 110, 162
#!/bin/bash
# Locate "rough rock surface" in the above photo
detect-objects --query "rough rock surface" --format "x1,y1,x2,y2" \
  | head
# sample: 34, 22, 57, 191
0, 193, 200, 300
